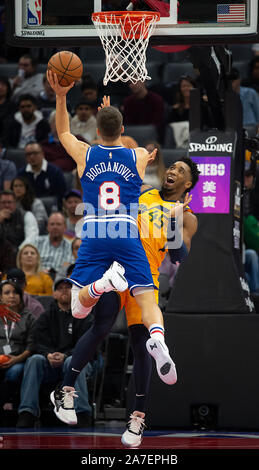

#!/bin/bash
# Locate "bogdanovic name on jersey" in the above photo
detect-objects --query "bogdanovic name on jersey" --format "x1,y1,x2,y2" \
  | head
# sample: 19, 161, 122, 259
85, 161, 136, 181
189, 142, 233, 152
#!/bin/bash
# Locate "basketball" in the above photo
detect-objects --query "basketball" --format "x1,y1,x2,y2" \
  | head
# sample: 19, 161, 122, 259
47, 51, 83, 87
0, 355, 9, 364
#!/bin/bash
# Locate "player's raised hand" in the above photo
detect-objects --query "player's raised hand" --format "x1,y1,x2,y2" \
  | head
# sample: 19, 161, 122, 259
146, 147, 157, 165
0, 304, 21, 324
98, 95, 111, 111
46, 70, 74, 96
171, 193, 192, 218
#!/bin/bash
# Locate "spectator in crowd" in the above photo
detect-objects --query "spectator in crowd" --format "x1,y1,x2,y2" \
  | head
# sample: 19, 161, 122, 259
0, 280, 35, 415
62, 189, 83, 239
60, 236, 82, 277
0, 75, 16, 139
11, 175, 48, 234
6, 268, 45, 319
241, 168, 259, 293
72, 170, 83, 194
0, 226, 17, 276
0, 138, 5, 158
0, 158, 16, 191
0, 189, 38, 252
122, 81, 165, 142
11, 54, 45, 103
245, 248, 259, 294
21, 212, 74, 277
37, 75, 73, 118
72, 237, 82, 261
252, 44, 259, 56
2, 94, 50, 149
167, 75, 196, 123
229, 67, 259, 127
36, 74, 57, 116
243, 167, 259, 249
70, 99, 97, 143
81, 78, 100, 113
100, 69, 131, 109
18, 141, 67, 209
120, 135, 138, 149
41, 111, 77, 173
16, 244, 53, 296
143, 141, 165, 189
16, 276, 99, 428
242, 56, 259, 95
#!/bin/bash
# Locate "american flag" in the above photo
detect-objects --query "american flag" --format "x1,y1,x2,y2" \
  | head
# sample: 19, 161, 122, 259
217, 4, 246, 22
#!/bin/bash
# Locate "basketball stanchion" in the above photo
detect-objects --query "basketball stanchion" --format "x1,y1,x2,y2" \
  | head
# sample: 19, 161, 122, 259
92, 11, 160, 85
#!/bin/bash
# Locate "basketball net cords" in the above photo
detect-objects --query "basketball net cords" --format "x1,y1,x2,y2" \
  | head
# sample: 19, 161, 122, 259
93, 13, 158, 85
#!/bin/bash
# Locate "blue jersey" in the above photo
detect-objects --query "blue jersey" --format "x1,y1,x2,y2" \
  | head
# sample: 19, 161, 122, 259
81, 145, 142, 221
70, 144, 155, 292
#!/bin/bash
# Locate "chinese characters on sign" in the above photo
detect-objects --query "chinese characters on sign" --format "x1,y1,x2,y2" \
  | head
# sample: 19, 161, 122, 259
189, 156, 231, 213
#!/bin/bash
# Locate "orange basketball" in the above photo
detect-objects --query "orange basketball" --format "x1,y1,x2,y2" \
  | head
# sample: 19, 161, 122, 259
47, 51, 83, 87
0, 355, 9, 364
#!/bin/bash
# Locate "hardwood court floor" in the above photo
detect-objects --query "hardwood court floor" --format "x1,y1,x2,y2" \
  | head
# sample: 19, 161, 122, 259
1, 420, 259, 470
1, 423, 259, 450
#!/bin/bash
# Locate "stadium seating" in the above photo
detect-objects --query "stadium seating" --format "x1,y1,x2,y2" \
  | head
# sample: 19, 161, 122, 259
162, 62, 196, 84
232, 60, 249, 79
0, 63, 18, 78
229, 44, 254, 62
4, 148, 26, 170
123, 124, 158, 147
39, 196, 58, 215
162, 148, 188, 167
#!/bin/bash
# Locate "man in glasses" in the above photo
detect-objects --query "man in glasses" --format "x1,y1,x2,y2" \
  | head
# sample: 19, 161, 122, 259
18, 140, 67, 209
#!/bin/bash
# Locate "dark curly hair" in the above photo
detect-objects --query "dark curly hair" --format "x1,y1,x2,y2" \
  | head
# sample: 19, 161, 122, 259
178, 156, 200, 191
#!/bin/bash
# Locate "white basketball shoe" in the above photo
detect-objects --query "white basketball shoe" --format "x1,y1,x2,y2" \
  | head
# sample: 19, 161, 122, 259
50, 386, 78, 425
146, 338, 177, 385
100, 261, 128, 293
121, 412, 146, 447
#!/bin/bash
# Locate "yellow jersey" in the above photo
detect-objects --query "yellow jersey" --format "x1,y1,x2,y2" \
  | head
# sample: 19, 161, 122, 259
137, 188, 191, 273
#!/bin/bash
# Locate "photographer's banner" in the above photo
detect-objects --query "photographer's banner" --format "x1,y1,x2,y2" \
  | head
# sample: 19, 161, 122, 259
166, 129, 255, 313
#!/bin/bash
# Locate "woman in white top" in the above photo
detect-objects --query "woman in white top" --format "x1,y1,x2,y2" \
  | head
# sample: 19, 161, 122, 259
11, 176, 48, 234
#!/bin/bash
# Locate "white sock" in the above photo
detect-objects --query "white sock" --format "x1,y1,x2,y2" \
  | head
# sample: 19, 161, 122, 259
88, 280, 104, 299
149, 323, 165, 342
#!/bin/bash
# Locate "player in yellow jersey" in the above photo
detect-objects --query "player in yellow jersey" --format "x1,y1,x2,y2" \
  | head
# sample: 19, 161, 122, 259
120, 157, 199, 447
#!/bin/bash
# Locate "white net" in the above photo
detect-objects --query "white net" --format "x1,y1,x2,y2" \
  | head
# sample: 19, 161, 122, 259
92, 12, 160, 86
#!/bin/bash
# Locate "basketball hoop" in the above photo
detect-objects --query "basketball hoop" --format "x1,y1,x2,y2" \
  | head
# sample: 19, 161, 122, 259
92, 11, 160, 85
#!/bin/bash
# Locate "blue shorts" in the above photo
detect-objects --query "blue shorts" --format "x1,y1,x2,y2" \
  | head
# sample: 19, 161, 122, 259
69, 222, 155, 294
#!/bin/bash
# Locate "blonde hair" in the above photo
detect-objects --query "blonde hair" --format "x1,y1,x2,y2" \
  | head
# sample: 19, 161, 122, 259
16, 244, 41, 273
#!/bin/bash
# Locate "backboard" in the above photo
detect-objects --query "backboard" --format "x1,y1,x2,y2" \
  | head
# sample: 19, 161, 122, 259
5, 0, 259, 46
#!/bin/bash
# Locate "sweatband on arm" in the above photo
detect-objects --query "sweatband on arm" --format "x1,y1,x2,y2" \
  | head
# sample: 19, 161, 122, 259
167, 217, 188, 264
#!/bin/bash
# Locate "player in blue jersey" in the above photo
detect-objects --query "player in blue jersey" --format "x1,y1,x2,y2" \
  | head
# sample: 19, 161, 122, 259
47, 71, 177, 419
